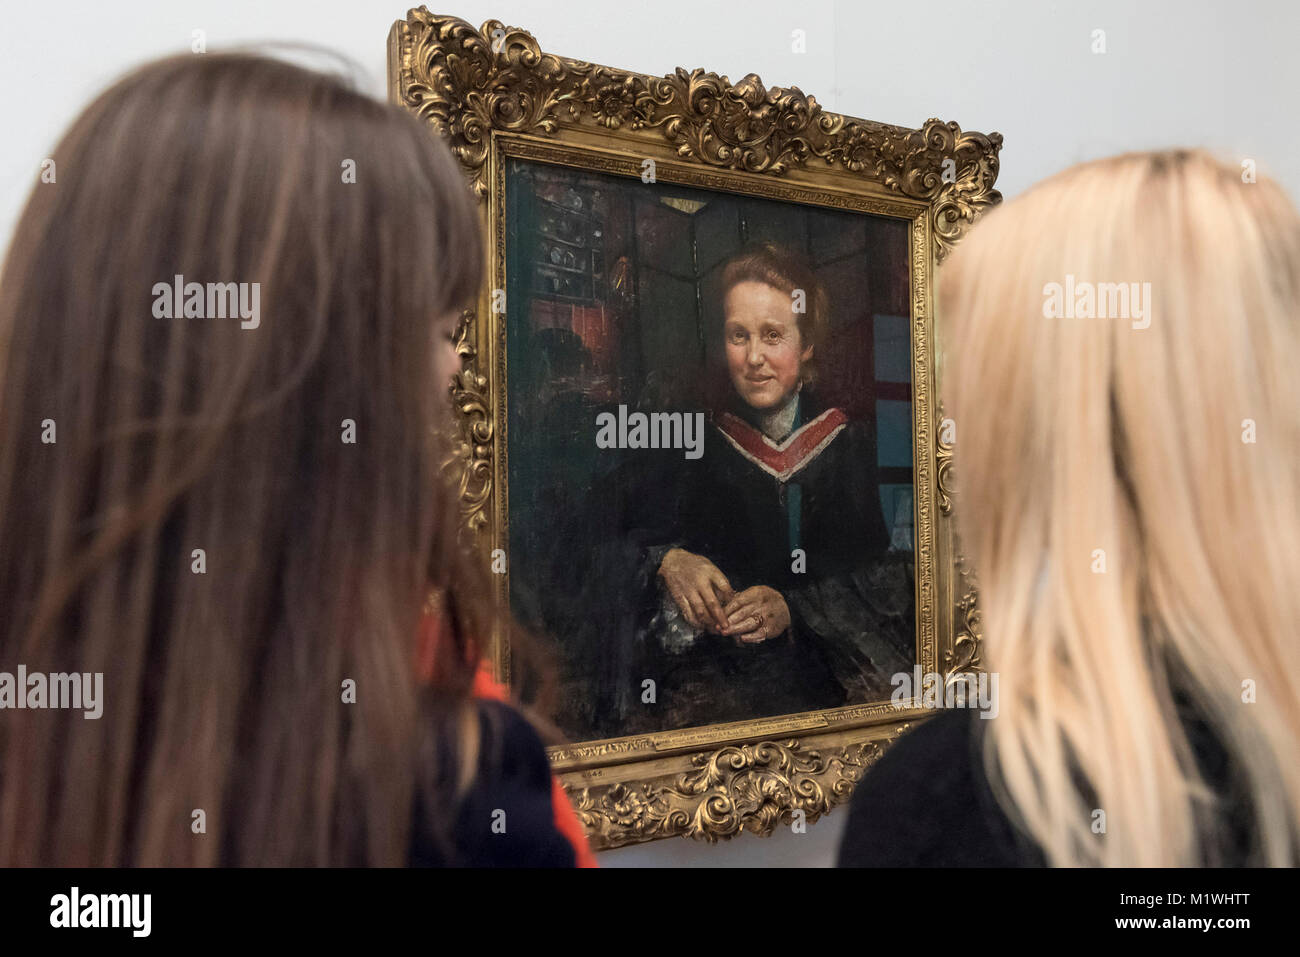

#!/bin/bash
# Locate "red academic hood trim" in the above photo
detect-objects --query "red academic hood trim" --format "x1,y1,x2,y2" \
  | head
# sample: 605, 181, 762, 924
714, 407, 848, 483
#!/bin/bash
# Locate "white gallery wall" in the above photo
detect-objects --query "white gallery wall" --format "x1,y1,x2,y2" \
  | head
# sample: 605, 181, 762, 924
1, 0, 1295, 867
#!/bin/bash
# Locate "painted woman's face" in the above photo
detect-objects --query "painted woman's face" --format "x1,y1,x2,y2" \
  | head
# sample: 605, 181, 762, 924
723, 280, 813, 411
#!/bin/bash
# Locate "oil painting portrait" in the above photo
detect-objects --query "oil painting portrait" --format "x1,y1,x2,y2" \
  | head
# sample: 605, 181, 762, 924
504, 158, 917, 741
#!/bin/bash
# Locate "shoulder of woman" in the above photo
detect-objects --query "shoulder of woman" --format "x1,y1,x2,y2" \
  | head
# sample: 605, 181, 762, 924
837, 707, 1043, 867
412, 697, 585, 867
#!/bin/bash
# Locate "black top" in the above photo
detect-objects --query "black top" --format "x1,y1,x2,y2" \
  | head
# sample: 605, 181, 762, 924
534, 390, 913, 740
626, 391, 914, 731
409, 699, 577, 868
837, 703, 1257, 867
836, 707, 1045, 867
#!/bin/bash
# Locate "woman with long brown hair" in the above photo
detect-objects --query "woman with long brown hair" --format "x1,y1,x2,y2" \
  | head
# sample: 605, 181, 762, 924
0, 51, 589, 866
839, 149, 1300, 867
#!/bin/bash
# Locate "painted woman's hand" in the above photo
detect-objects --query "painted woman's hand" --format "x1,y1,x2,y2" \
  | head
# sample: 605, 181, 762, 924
657, 547, 734, 632
721, 586, 791, 644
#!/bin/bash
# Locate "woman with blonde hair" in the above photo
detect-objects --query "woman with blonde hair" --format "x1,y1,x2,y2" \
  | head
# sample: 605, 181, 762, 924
839, 149, 1300, 867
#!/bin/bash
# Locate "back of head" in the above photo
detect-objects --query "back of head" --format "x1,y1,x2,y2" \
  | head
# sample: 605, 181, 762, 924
0, 52, 484, 865
941, 149, 1300, 866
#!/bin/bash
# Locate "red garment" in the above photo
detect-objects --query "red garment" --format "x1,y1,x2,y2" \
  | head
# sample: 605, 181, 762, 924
416, 606, 597, 868
714, 406, 848, 482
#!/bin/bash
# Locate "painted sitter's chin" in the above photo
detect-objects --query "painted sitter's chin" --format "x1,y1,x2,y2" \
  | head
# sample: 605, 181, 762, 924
735, 376, 797, 411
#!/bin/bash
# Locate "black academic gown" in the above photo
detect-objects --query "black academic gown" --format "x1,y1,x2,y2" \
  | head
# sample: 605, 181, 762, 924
629, 391, 915, 732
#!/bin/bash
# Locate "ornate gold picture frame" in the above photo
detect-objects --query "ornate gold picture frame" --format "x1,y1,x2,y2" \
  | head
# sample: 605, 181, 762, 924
388, 8, 1001, 850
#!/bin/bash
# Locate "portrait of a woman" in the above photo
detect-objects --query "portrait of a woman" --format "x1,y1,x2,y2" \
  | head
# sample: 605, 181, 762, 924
505, 167, 920, 741
632, 243, 916, 729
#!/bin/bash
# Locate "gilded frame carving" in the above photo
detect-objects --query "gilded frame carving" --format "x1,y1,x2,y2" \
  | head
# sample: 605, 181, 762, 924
388, 9, 1001, 850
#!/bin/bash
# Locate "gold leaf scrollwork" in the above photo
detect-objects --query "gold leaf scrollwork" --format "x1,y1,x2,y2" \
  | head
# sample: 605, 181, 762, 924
936, 402, 955, 516
392, 13, 1003, 259
564, 733, 906, 850
935, 401, 983, 682
945, 584, 984, 680
444, 307, 492, 531
945, 533, 984, 681
905, 119, 1003, 262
